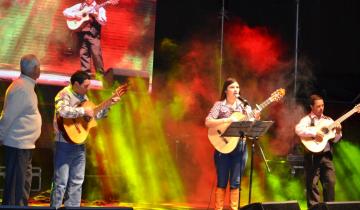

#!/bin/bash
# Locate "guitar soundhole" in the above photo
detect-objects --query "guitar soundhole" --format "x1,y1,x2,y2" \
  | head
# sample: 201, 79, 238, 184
321, 127, 329, 134
84, 116, 91, 122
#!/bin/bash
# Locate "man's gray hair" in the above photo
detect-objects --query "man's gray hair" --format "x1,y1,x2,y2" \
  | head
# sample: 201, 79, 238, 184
20, 54, 40, 76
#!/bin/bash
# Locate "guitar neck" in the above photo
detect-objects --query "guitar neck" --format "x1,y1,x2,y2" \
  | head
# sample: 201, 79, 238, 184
93, 96, 114, 116
246, 98, 272, 118
84, 1, 110, 12
329, 107, 358, 129
241, 89, 284, 118
257, 98, 273, 111
92, 84, 127, 115
96, 1, 112, 9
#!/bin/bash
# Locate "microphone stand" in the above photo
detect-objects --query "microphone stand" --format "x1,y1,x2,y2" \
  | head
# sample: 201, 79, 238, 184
247, 137, 271, 205
237, 133, 246, 210
256, 141, 271, 173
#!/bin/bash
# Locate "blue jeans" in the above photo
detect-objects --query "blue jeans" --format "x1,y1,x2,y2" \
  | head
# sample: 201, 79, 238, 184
50, 142, 86, 209
214, 140, 247, 189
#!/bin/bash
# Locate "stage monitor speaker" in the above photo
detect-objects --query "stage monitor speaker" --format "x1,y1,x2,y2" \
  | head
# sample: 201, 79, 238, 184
309, 201, 360, 210
0, 206, 55, 209
241, 201, 301, 210
61, 207, 133, 210
0, 207, 133, 210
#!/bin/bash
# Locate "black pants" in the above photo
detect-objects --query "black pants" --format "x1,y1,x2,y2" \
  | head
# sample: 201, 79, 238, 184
304, 151, 335, 208
79, 32, 104, 74
2, 146, 33, 206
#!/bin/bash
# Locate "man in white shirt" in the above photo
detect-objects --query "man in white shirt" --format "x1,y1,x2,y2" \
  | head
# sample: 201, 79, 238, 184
0, 54, 41, 206
295, 94, 341, 208
63, 0, 107, 76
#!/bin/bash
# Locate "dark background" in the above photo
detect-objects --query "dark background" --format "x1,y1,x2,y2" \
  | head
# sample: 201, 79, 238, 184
154, 0, 360, 103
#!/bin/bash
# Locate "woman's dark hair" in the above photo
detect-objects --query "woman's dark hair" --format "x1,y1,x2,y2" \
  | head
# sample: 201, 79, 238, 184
220, 77, 238, 100
70, 71, 91, 85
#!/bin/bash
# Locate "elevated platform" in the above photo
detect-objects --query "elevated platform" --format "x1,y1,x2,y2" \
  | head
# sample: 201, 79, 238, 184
0, 69, 103, 89
0, 68, 151, 91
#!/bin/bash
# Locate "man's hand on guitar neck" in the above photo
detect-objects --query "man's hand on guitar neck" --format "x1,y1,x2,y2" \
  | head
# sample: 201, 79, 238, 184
84, 107, 94, 118
111, 87, 124, 105
333, 122, 342, 135
110, 95, 121, 105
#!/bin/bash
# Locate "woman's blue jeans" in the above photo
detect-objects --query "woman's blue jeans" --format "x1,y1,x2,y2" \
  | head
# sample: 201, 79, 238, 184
214, 140, 247, 189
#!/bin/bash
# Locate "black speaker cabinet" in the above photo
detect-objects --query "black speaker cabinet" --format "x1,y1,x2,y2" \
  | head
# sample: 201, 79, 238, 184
0, 206, 133, 210
241, 201, 301, 210
61, 207, 133, 210
0, 206, 55, 209
309, 201, 360, 210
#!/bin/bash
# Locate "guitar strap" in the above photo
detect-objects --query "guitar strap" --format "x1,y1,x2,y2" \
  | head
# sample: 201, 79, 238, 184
309, 115, 314, 126
306, 115, 315, 165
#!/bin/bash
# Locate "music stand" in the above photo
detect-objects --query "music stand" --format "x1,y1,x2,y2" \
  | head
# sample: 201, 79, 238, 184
222, 120, 274, 208
221, 121, 254, 137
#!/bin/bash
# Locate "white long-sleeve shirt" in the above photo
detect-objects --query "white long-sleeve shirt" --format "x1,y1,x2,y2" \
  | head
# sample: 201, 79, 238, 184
0, 75, 42, 149
295, 112, 342, 144
63, 1, 107, 25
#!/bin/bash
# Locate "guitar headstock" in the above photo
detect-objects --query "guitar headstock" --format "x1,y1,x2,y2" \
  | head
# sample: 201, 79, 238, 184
113, 83, 129, 98
269, 88, 286, 102
355, 103, 360, 113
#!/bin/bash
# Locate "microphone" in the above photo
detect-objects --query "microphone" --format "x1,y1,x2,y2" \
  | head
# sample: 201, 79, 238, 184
235, 94, 249, 107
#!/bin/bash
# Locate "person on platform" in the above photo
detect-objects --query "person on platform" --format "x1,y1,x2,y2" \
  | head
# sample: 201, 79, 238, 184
0, 54, 42, 206
63, 0, 107, 76
295, 94, 343, 208
205, 77, 260, 210
50, 71, 121, 209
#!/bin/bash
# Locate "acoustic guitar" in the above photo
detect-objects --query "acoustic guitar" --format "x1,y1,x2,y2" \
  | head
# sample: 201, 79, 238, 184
301, 103, 360, 153
57, 84, 128, 144
66, 0, 119, 31
208, 88, 285, 154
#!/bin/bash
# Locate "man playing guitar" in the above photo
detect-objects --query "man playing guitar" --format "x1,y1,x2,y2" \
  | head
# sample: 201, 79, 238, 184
63, 0, 107, 77
295, 94, 342, 208
49, 71, 123, 208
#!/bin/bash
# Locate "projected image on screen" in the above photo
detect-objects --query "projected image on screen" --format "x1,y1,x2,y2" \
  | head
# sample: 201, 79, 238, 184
0, 0, 156, 84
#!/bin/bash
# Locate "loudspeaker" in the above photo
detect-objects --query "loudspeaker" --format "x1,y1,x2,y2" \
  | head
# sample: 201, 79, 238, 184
0, 207, 133, 210
241, 201, 301, 210
309, 201, 360, 210
0, 206, 55, 209
61, 207, 133, 210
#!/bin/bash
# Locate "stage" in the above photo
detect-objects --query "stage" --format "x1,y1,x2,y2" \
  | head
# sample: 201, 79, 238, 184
0, 0, 360, 210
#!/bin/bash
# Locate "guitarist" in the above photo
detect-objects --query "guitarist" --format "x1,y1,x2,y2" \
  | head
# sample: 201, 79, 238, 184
63, 0, 107, 77
205, 78, 260, 210
295, 94, 342, 208
50, 71, 120, 208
